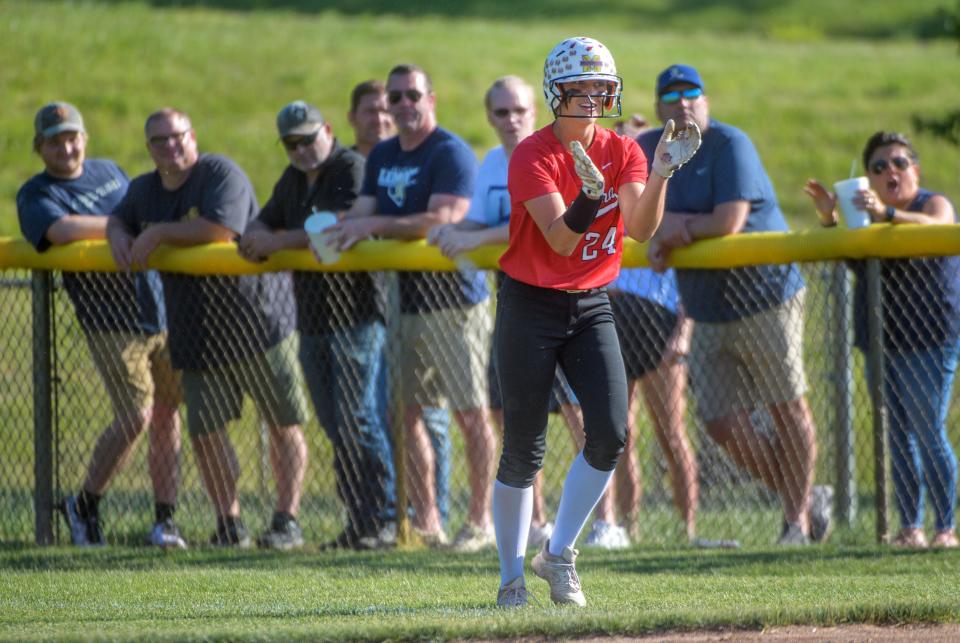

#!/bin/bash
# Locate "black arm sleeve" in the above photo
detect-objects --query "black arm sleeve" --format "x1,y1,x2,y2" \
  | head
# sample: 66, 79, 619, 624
562, 191, 601, 234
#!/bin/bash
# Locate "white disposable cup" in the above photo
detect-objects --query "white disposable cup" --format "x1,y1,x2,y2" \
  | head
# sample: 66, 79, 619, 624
304, 211, 340, 264
833, 177, 870, 229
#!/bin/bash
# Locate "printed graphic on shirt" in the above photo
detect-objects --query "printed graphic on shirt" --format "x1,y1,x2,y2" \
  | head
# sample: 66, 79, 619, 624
378, 166, 420, 208
66, 177, 125, 213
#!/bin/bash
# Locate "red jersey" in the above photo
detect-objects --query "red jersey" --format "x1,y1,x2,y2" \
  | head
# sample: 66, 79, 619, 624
500, 124, 647, 290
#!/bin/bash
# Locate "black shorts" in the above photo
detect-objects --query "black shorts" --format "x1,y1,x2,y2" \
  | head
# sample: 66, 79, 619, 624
610, 292, 679, 380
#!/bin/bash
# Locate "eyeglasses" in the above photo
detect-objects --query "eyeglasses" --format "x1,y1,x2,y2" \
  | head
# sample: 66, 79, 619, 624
659, 88, 703, 104
148, 130, 191, 147
492, 107, 529, 118
869, 156, 912, 175
282, 130, 320, 151
388, 89, 424, 105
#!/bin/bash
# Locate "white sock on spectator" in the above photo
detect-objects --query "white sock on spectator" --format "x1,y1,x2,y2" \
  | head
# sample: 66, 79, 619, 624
549, 452, 614, 556
493, 480, 533, 585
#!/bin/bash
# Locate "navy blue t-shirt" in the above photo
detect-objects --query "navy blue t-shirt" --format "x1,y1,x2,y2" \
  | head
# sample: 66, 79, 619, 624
362, 127, 488, 313
114, 154, 295, 370
852, 189, 960, 352
16, 158, 165, 334
638, 120, 804, 322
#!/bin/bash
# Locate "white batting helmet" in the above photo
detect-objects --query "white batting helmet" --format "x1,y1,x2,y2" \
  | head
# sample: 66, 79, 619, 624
543, 36, 622, 118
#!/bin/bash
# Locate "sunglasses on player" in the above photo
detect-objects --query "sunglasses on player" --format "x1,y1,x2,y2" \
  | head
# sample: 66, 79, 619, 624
869, 156, 912, 175
388, 89, 424, 105
659, 88, 703, 104
282, 130, 320, 151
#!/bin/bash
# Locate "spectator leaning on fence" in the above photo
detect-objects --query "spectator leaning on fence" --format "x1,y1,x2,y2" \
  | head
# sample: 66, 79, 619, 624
326, 64, 498, 552
427, 75, 589, 552
16, 102, 185, 549
642, 64, 833, 546
107, 108, 311, 550
805, 131, 960, 549
238, 101, 398, 551
348, 79, 456, 532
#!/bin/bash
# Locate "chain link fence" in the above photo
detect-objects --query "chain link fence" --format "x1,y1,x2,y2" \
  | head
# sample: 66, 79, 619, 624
2, 245, 959, 549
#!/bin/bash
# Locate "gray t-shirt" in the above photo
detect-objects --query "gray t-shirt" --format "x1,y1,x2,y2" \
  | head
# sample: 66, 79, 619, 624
114, 154, 295, 370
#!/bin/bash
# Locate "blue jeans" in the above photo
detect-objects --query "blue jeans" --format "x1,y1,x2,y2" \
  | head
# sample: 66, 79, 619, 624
300, 324, 396, 535
378, 354, 451, 525
876, 342, 960, 531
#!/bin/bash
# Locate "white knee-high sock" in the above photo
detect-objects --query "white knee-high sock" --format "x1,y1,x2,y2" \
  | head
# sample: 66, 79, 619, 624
549, 452, 614, 556
493, 480, 533, 586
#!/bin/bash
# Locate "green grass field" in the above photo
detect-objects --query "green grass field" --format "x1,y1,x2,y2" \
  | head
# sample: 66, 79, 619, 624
1, 545, 959, 641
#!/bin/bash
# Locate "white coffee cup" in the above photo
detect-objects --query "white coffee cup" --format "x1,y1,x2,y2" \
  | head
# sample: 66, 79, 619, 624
833, 177, 870, 229
304, 211, 340, 264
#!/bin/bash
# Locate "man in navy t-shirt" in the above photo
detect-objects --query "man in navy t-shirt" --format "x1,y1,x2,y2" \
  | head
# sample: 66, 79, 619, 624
327, 65, 497, 549
16, 102, 184, 549
640, 66, 830, 546
108, 108, 310, 549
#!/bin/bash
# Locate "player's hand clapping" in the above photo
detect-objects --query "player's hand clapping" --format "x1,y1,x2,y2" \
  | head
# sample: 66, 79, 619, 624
569, 140, 605, 200
652, 119, 701, 179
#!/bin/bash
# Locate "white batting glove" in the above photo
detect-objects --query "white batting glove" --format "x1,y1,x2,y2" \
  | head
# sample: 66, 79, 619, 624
569, 140, 605, 200
652, 119, 702, 179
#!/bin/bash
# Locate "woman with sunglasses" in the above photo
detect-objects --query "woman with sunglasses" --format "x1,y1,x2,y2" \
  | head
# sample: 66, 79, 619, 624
491, 36, 700, 608
805, 131, 960, 549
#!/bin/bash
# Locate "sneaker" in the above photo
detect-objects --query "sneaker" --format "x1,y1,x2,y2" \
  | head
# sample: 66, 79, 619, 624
358, 522, 398, 550
451, 522, 495, 553
413, 526, 448, 548
892, 527, 928, 549
61, 495, 104, 546
531, 540, 586, 607
583, 520, 630, 550
148, 518, 187, 549
257, 518, 305, 550
496, 576, 529, 608
931, 529, 959, 549
210, 522, 252, 548
528, 521, 554, 550
777, 522, 810, 546
808, 485, 834, 543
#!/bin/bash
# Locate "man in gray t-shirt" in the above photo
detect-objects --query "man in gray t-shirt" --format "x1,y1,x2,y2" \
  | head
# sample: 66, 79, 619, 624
108, 108, 310, 549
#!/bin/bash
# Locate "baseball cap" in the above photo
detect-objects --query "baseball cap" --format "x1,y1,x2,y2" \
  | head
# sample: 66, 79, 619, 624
656, 65, 704, 96
276, 101, 324, 138
34, 102, 85, 137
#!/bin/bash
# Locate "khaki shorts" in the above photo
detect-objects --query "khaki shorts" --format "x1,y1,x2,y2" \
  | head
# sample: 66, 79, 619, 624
399, 303, 491, 411
86, 331, 182, 423
182, 333, 310, 437
690, 290, 808, 421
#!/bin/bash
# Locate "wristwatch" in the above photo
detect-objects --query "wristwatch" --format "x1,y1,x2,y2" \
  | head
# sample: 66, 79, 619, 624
885, 205, 896, 222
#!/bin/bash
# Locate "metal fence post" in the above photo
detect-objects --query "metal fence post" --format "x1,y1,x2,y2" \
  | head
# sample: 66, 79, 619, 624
865, 258, 889, 543
31, 270, 54, 546
384, 271, 411, 546
829, 263, 857, 527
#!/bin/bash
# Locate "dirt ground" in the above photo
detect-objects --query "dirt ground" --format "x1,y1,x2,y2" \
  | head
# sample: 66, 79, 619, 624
481, 624, 960, 642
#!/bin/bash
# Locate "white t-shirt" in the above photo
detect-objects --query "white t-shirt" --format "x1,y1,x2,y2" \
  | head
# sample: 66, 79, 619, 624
465, 145, 510, 228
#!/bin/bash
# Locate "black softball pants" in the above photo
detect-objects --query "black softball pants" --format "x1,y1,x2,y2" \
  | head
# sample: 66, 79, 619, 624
494, 275, 628, 488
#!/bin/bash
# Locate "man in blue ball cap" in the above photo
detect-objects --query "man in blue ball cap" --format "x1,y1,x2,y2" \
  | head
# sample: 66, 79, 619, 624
639, 64, 833, 546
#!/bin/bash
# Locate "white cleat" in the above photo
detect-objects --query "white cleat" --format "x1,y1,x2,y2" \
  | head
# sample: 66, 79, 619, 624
531, 540, 586, 607
496, 576, 529, 608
